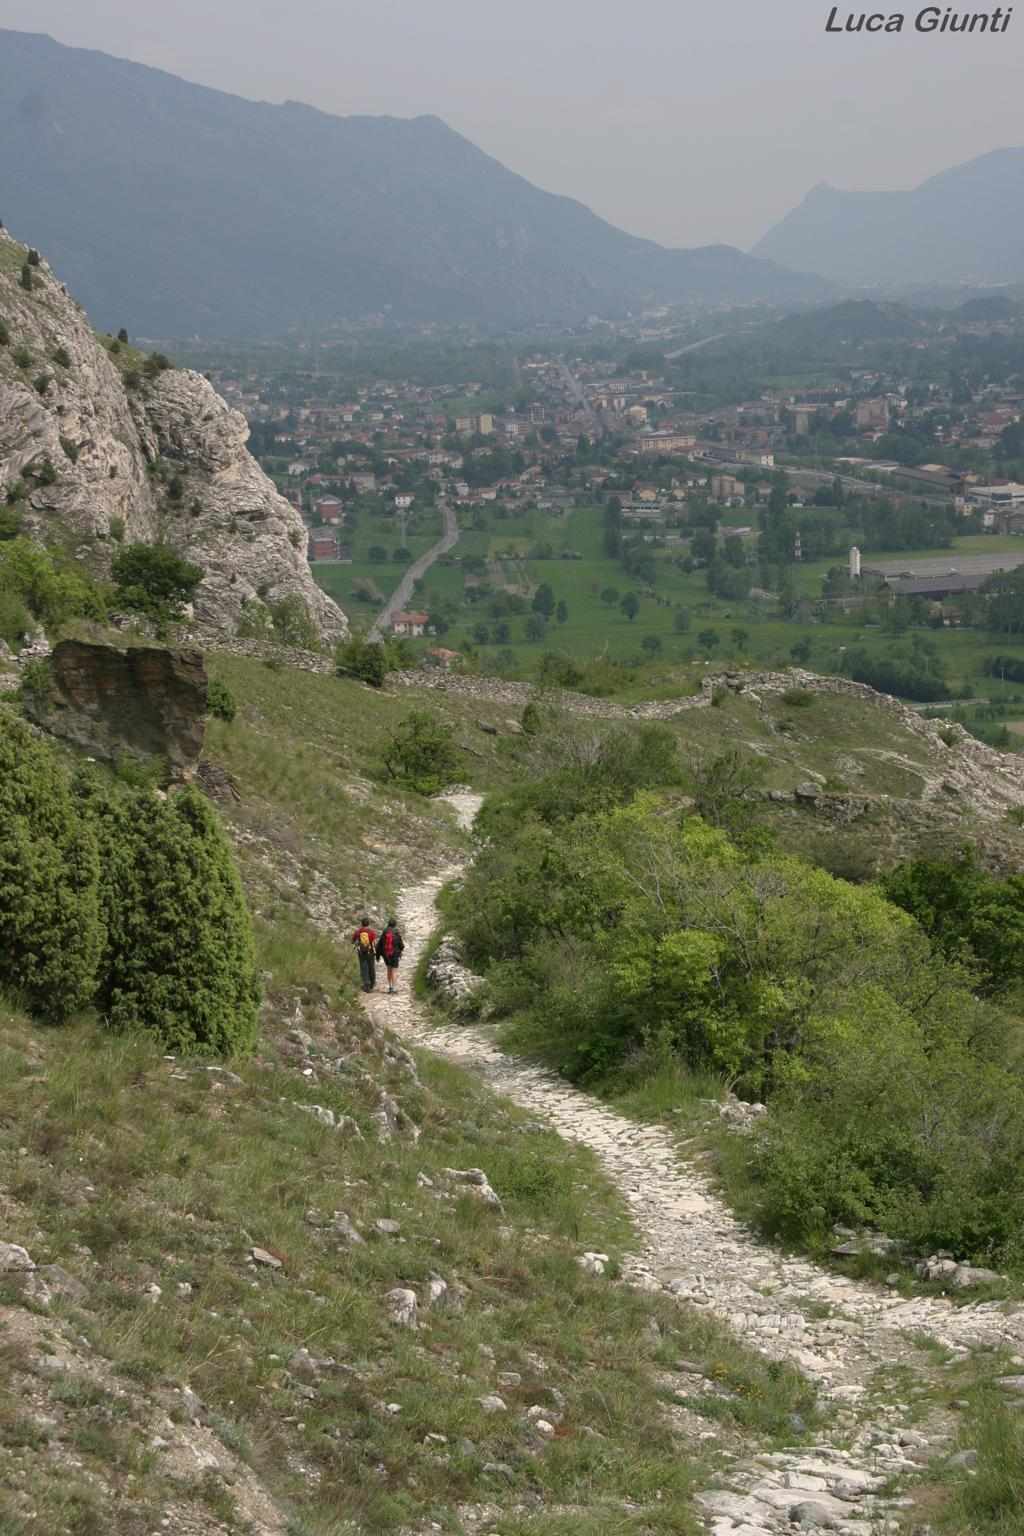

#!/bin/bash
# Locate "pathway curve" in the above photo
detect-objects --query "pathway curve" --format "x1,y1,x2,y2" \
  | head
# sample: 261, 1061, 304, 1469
364, 793, 1023, 1536
369, 501, 460, 641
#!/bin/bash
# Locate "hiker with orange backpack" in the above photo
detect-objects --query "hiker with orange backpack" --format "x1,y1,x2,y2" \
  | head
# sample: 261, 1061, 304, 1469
376, 918, 405, 995
351, 916, 378, 992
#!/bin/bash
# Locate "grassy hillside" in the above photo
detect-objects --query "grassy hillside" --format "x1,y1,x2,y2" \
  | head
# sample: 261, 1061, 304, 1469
1, 657, 827, 1536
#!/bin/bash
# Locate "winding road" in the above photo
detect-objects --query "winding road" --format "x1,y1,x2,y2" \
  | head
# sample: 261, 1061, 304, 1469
368, 501, 459, 641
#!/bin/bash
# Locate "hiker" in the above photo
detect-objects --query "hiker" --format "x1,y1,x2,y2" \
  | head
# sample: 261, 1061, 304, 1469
351, 916, 378, 992
376, 918, 405, 994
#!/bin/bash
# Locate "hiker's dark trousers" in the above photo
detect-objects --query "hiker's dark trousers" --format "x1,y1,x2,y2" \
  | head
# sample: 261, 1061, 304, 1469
358, 952, 376, 990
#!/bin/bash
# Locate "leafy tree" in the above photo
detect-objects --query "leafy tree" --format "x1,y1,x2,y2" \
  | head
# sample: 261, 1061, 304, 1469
688, 747, 767, 837
882, 850, 1024, 997
621, 592, 640, 623
336, 635, 388, 686
790, 637, 813, 665
600, 586, 621, 608
673, 608, 691, 634
697, 628, 720, 653
19, 263, 32, 292
730, 627, 750, 652
0, 715, 103, 1022
94, 787, 260, 1054
112, 543, 203, 622
691, 528, 717, 564
841, 639, 950, 702
531, 582, 556, 620
269, 594, 318, 650
641, 634, 662, 656
525, 613, 548, 642
555, 599, 569, 624
381, 710, 461, 795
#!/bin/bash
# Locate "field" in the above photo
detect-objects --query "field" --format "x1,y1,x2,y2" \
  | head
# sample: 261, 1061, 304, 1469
315, 502, 1024, 708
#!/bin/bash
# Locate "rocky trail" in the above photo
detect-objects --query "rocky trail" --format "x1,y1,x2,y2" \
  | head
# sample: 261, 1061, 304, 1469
364, 791, 1024, 1536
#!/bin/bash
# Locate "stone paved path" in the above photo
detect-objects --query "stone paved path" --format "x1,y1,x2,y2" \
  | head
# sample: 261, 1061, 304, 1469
364, 792, 1023, 1536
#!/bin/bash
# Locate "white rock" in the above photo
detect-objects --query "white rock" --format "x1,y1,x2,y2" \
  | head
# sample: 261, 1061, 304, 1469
0, 1242, 35, 1273
385, 1288, 418, 1328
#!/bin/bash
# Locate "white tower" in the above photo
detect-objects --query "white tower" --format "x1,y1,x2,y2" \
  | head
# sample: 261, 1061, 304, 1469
849, 545, 862, 580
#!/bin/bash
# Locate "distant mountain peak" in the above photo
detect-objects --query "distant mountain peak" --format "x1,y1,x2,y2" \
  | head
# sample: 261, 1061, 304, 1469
754, 148, 1024, 289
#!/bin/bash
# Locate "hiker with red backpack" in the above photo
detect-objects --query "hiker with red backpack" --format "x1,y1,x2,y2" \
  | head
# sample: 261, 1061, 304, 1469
351, 916, 378, 992
376, 918, 405, 995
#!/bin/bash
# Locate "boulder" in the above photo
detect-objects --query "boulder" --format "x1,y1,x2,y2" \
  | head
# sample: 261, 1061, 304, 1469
22, 639, 207, 780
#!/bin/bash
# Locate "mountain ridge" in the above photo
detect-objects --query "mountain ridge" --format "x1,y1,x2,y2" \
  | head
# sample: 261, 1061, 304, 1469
753, 147, 1024, 288
0, 28, 825, 336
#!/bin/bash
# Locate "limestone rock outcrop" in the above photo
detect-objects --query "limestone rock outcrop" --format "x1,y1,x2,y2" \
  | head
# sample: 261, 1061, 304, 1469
22, 638, 208, 779
0, 229, 346, 642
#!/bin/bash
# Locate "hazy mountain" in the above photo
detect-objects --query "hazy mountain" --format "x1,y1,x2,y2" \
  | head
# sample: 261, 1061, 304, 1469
0, 30, 824, 338
753, 149, 1024, 289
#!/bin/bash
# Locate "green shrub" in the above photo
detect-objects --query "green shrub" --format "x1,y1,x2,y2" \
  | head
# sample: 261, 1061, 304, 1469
754, 1012, 1024, 1265
12, 345, 31, 369
236, 597, 273, 640
0, 505, 22, 542
17, 658, 53, 704
0, 715, 103, 1022
336, 635, 387, 686
53, 345, 71, 368
781, 688, 814, 708
206, 678, 237, 723
94, 787, 260, 1055
268, 593, 318, 650
0, 537, 106, 630
112, 543, 202, 622
0, 318, 9, 346
381, 710, 462, 796
0, 587, 29, 645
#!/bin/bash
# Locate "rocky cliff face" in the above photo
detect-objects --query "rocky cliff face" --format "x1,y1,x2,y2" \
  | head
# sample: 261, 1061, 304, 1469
0, 229, 346, 641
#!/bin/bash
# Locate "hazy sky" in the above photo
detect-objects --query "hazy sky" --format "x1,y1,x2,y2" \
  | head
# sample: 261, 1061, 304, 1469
3, 0, 1022, 249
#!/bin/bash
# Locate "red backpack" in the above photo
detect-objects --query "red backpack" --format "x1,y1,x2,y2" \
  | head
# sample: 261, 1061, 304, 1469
382, 929, 395, 960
